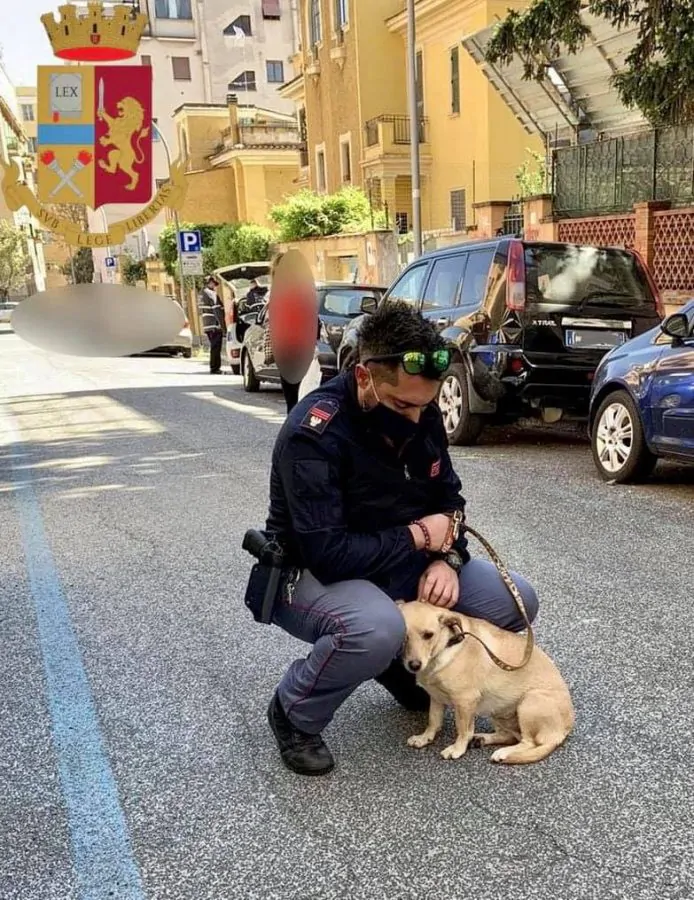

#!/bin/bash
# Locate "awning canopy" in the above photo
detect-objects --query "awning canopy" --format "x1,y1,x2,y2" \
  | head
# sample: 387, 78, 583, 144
462, 11, 647, 143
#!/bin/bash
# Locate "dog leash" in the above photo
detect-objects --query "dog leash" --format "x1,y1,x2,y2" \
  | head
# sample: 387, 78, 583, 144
451, 525, 535, 672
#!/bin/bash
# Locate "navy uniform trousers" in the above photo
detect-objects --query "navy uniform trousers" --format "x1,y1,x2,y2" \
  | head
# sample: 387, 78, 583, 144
273, 559, 539, 735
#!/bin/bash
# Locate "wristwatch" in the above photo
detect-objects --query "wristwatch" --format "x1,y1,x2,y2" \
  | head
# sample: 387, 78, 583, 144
441, 549, 464, 574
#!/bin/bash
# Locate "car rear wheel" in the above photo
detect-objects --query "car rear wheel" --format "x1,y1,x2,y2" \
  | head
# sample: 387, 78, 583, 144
438, 363, 484, 446
181, 348, 192, 359
230, 364, 240, 376
591, 390, 656, 483
242, 351, 260, 392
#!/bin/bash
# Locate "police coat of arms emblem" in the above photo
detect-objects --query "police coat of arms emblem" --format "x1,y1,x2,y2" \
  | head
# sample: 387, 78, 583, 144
1, 2, 187, 248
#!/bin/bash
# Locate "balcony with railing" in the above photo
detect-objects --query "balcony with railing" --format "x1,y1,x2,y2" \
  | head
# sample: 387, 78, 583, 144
212, 122, 306, 159
363, 115, 430, 176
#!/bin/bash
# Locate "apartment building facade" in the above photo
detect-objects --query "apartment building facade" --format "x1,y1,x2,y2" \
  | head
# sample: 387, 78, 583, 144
284, 0, 541, 235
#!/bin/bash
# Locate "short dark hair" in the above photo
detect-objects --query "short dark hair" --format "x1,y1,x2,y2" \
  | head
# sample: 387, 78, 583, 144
357, 300, 446, 375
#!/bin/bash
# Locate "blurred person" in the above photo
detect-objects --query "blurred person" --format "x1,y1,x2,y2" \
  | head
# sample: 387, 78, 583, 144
198, 275, 225, 375
266, 252, 319, 414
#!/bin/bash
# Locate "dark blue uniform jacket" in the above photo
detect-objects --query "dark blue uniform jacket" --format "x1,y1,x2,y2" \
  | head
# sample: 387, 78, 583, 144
266, 370, 469, 600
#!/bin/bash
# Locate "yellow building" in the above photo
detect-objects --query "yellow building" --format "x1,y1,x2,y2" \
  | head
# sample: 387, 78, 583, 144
283, 0, 541, 234
171, 98, 303, 226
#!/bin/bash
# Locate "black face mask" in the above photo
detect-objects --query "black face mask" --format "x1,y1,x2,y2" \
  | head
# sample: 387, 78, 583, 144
362, 374, 421, 446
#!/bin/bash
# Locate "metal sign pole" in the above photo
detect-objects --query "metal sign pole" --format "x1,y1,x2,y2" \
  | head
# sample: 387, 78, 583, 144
406, 0, 422, 258
152, 121, 187, 311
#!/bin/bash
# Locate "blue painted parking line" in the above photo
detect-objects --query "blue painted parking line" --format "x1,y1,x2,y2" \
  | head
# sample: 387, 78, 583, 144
3, 408, 145, 900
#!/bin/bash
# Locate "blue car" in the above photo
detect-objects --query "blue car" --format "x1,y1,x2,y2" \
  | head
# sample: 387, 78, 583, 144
589, 300, 694, 482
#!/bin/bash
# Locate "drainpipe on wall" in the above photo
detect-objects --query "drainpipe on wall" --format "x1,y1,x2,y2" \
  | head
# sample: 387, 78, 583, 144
196, 0, 213, 102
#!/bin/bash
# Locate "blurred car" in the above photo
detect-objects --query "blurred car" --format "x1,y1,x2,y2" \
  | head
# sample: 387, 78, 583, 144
240, 282, 386, 392
214, 261, 272, 374
142, 298, 192, 357
338, 238, 663, 445
588, 299, 694, 483
0, 301, 19, 324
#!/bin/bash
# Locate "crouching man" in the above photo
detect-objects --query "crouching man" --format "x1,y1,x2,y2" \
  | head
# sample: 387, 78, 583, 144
262, 301, 539, 775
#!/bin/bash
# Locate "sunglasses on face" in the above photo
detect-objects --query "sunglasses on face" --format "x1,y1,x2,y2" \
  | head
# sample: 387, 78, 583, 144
363, 348, 452, 378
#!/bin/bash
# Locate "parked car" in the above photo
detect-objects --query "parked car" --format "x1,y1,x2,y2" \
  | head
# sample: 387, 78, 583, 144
0, 301, 19, 324
588, 299, 694, 482
338, 239, 663, 444
141, 298, 192, 357
240, 282, 386, 392
214, 261, 272, 374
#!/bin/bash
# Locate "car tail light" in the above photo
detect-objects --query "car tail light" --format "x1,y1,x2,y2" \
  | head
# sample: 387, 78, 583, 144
506, 239, 526, 312
631, 249, 664, 318
228, 302, 236, 325
508, 357, 524, 375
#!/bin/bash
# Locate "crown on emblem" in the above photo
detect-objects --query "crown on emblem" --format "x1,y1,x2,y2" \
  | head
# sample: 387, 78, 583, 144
41, 3, 148, 62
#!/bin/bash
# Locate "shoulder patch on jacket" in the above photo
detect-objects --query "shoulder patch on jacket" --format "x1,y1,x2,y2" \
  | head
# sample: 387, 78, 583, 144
300, 399, 339, 434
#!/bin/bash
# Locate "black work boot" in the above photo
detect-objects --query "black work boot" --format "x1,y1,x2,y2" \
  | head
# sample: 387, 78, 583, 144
267, 693, 335, 776
374, 659, 430, 712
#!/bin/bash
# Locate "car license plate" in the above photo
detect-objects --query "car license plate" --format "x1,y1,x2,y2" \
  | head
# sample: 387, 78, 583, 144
565, 328, 627, 350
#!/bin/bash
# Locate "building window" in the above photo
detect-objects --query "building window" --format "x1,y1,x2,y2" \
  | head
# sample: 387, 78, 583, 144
450, 46, 460, 114
450, 189, 466, 231
335, 0, 348, 29
21, 104, 35, 122
228, 71, 257, 91
298, 107, 308, 167
266, 60, 285, 83
155, 0, 192, 20
309, 0, 322, 46
141, 54, 152, 66
223, 15, 252, 37
339, 135, 351, 184
28, 136, 38, 153
415, 50, 424, 118
316, 146, 327, 193
171, 56, 192, 80
262, 0, 281, 19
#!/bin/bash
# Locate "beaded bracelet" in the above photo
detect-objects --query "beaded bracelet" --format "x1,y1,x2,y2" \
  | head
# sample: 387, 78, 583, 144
412, 519, 431, 551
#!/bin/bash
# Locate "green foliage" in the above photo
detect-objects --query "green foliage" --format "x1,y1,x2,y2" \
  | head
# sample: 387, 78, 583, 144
485, 0, 694, 126
0, 220, 28, 296
515, 149, 547, 198
212, 222, 273, 266
62, 246, 94, 284
121, 254, 148, 286
269, 187, 386, 242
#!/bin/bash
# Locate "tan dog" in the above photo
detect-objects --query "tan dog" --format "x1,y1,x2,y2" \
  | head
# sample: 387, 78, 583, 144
397, 601, 575, 764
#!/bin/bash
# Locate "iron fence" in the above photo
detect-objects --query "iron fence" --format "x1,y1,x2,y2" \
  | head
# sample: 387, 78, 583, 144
554, 126, 694, 217
501, 200, 523, 236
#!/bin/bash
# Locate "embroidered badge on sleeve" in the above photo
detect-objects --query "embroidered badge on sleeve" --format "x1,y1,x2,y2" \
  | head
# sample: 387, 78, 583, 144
300, 400, 339, 434
430, 458, 441, 477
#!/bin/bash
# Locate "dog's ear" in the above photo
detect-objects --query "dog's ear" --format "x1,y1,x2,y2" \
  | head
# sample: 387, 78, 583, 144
439, 614, 465, 645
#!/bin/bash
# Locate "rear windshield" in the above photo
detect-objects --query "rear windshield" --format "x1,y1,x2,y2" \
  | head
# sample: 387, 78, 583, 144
524, 244, 655, 308
318, 288, 382, 318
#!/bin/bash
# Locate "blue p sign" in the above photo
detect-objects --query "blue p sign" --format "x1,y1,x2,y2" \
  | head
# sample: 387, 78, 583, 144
178, 230, 202, 253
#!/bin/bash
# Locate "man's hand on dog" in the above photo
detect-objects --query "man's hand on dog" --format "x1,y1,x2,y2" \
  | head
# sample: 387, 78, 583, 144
418, 560, 459, 608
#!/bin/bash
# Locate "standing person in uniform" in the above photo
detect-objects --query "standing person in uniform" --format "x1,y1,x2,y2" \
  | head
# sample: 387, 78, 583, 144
198, 275, 225, 375
261, 301, 540, 775
266, 252, 319, 414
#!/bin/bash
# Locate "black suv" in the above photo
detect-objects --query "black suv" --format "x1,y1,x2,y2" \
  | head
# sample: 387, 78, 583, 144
337, 238, 663, 445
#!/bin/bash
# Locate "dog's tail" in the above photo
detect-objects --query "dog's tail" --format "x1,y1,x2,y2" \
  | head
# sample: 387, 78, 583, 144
492, 736, 567, 765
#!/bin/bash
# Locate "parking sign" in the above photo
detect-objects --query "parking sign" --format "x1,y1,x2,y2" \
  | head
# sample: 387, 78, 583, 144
105, 256, 116, 268
178, 230, 202, 253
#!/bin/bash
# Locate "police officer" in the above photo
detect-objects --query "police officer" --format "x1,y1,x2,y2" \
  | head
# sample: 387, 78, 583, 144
265, 301, 539, 775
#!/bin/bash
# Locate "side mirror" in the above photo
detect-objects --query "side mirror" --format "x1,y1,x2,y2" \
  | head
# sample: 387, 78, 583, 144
660, 313, 689, 340
360, 296, 378, 314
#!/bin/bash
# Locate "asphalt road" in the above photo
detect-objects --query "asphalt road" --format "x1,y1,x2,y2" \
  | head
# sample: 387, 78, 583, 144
1, 324, 693, 900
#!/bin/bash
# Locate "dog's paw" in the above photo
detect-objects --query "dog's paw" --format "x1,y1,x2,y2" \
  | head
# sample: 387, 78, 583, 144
407, 732, 435, 749
490, 747, 511, 763
441, 742, 467, 760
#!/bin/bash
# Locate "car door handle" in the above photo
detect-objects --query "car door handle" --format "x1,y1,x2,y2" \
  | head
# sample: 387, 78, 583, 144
435, 318, 449, 328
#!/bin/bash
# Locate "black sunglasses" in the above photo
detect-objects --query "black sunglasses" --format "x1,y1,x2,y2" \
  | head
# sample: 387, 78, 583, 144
363, 348, 452, 378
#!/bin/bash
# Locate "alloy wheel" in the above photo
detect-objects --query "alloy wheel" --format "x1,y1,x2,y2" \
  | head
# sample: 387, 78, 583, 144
439, 374, 463, 436
596, 402, 634, 474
